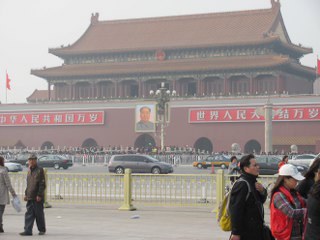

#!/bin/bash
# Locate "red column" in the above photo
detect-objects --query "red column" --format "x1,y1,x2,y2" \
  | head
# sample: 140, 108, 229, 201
224, 75, 228, 95
250, 75, 254, 94
48, 82, 51, 101
115, 81, 118, 98
138, 79, 142, 98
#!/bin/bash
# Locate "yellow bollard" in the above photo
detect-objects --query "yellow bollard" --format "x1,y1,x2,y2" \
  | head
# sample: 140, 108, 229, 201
43, 168, 52, 208
119, 169, 136, 211
213, 169, 225, 213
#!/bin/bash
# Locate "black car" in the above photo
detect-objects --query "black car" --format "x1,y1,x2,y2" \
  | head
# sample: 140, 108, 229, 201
256, 155, 307, 175
108, 154, 173, 174
9, 153, 30, 165
26, 154, 73, 169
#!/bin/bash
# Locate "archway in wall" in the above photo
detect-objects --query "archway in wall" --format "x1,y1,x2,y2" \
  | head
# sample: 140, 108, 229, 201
82, 138, 98, 148
244, 140, 261, 154
134, 134, 156, 149
41, 141, 54, 150
194, 137, 213, 154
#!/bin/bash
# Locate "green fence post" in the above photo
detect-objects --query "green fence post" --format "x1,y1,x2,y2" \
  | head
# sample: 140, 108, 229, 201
213, 169, 225, 213
43, 168, 52, 208
119, 169, 136, 211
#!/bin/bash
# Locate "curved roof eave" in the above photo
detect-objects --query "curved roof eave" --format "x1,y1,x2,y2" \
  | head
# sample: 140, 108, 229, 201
47, 37, 281, 58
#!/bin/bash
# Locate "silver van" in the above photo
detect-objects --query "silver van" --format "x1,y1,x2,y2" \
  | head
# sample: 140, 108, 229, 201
108, 154, 173, 174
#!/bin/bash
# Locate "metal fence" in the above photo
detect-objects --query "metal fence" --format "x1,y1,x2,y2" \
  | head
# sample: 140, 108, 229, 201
9, 171, 277, 207
73, 154, 209, 166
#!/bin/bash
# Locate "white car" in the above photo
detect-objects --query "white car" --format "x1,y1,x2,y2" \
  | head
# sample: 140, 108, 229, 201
4, 162, 23, 172
309, 153, 320, 167
288, 154, 316, 167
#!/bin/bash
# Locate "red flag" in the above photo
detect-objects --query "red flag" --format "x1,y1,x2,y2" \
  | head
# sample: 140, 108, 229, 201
6, 72, 11, 90
317, 59, 320, 75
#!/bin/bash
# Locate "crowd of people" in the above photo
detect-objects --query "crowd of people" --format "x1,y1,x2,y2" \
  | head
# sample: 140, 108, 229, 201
226, 154, 320, 240
0, 145, 317, 160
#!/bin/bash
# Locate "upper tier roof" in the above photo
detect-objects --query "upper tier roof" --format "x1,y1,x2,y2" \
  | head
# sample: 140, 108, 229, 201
49, 1, 311, 57
31, 55, 316, 79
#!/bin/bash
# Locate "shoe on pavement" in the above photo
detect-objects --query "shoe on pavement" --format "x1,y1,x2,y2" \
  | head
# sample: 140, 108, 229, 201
19, 232, 32, 236
39, 231, 46, 235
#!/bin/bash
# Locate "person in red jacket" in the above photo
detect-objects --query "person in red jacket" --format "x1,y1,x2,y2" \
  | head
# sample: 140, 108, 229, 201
270, 164, 306, 240
278, 155, 288, 171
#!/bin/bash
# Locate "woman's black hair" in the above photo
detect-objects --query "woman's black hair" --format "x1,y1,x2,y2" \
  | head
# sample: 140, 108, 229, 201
230, 156, 237, 162
304, 157, 320, 179
310, 180, 320, 200
282, 155, 288, 161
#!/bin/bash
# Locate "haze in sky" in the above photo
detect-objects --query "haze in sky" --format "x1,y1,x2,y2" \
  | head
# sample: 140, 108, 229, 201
0, 0, 319, 103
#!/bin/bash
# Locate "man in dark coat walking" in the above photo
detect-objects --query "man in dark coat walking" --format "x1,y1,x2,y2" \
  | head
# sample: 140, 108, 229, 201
229, 154, 267, 240
20, 154, 46, 236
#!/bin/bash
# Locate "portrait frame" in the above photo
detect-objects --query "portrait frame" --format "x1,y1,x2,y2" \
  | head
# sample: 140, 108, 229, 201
135, 104, 156, 132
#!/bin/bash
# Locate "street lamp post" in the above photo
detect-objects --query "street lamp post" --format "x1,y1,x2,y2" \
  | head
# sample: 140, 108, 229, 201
150, 82, 176, 151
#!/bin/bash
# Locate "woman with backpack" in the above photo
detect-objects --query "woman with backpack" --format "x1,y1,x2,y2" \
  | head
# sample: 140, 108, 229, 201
270, 164, 306, 240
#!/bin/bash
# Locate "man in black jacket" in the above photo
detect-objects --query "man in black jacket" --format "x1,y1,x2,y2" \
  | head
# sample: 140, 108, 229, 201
229, 154, 267, 240
20, 154, 46, 236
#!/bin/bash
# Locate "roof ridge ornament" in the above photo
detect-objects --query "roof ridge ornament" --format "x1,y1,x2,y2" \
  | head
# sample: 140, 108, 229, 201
91, 12, 99, 25
271, 0, 280, 9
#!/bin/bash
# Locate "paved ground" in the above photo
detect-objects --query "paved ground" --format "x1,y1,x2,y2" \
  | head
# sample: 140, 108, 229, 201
1, 203, 233, 240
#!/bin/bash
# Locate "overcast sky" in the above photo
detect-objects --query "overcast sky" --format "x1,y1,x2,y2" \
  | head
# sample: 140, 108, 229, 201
0, 0, 319, 103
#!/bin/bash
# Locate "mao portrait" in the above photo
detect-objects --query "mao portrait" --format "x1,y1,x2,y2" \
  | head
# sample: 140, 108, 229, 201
135, 105, 156, 132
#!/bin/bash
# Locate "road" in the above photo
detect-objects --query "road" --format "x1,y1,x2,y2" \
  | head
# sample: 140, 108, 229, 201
19, 164, 217, 174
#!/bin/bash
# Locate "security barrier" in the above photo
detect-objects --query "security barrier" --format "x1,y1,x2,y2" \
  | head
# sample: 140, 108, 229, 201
9, 170, 277, 207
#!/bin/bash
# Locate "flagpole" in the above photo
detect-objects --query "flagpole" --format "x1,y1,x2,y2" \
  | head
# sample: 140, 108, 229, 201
5, 70, 7, 104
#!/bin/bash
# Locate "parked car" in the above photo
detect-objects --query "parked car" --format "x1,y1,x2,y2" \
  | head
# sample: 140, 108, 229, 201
256, 155, 308, 175
26, 154, 73, 169
288, 154, 316, 167
9, 153, 30, 165
108, 154, 173, 174
309, 153, 320, 166
193, 154, 230, 169
4, 161, 23, 172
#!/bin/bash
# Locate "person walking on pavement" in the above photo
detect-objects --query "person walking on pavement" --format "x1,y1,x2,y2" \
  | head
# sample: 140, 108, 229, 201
20, 154, 46, 236
228, 156, 239, 184
296, 157, 320, 199
304, 164, 320, 239
0, 156, 17, 233
270, 164, 306, 240
278, 155, 288, 170
229, 154, 268, 240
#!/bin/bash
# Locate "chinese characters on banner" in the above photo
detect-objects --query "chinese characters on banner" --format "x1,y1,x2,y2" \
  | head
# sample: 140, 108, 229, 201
0, 111, 104, 126
189, 106, 320, 123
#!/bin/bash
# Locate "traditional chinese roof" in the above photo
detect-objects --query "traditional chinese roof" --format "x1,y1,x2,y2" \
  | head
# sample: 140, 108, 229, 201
26, 89, 55, 102
31, 55, 315, 79
48, 1, 311, 57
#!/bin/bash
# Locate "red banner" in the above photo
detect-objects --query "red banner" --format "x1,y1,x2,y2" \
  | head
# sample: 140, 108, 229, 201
0, 111, 104, 126
189, 106, 320, 123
